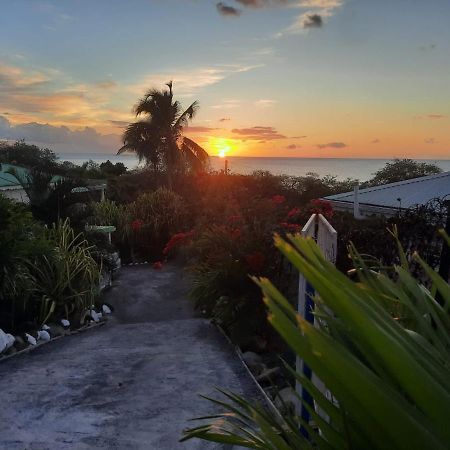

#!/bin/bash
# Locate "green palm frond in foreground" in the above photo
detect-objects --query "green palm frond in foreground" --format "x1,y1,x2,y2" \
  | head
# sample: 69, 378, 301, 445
182, 232, 450, 450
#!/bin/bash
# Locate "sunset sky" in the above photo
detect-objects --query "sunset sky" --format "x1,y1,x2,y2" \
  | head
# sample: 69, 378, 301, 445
0, 0, 449, 159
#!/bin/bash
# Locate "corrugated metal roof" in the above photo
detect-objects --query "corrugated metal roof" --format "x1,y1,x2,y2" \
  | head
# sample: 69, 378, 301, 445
0, 164, 23, 188
324, 171, 450, 209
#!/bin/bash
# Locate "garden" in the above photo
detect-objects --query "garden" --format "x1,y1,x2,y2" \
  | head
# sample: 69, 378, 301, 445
0, 83, 448, 449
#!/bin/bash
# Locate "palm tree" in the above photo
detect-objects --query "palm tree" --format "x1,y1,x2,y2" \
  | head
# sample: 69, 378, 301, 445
118, 82, 209, 185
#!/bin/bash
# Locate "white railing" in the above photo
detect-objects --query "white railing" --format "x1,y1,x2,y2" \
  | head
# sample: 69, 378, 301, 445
296, 214, 337, 432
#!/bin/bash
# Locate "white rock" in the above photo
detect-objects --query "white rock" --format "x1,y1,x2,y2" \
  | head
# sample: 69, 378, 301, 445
61, 319, 70, 328
25, 333, 37, 346
42, 324, 50, 331
102, 304, 112, 314
37, 330, 51, 341
0, 329, 14, 353
5, 333, 15, 349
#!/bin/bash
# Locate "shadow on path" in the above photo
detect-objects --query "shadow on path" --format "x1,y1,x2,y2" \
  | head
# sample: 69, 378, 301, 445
0, 265, 258, 450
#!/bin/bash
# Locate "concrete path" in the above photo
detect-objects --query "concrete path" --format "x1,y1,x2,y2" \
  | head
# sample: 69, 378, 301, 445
0, 265, 258, 450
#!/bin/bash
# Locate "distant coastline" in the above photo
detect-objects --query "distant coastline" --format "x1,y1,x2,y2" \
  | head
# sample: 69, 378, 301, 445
57, 152, 450, 182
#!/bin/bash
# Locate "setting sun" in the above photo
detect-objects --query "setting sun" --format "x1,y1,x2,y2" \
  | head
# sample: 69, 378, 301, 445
208, 137, 238, 158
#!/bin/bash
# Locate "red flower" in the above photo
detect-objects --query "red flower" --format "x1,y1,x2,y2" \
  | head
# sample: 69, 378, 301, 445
271, 195, 286, 205
245, 252, 265, 273
152, 261, 163, 270
280, 222, 301, 233
131, 219, 144, 231
231, 228, 242, 239
227, 215, 241, 224
287, 207, 301, 218
310, 199, 334, 219
163, 230, 194, 256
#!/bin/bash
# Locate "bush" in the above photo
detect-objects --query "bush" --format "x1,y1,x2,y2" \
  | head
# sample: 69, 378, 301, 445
183, 234, 450, 450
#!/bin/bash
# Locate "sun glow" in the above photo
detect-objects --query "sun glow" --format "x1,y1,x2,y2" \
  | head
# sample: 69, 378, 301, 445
208, 137, 237, 158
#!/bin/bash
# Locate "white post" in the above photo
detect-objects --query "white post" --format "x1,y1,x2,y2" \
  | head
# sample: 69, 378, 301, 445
353, 185, 362, 218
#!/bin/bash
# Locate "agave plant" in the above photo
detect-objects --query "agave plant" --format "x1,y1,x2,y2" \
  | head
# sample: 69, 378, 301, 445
182, 231, 450, 450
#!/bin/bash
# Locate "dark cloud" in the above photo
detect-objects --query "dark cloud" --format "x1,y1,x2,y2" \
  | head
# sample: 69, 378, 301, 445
302, 13, 323, 28
317, 142, 347, 149
286, 144, 300, 149
219, 117, 231, 122
216, 2, 242, 16
0, 115, 120, 153
235, 0, 286, 7
231, 126, 286, 140
109, 120, 129, 128
427, 114, 447, 119
371, 139, 380, 144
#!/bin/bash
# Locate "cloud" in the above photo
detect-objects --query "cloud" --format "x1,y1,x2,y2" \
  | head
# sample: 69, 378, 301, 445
301, 13, 323, 28
185, 126, 219, 133
212, 99, 241, 109
0, 115, 120, 153
232, 126, 286, 140
317, 142, 347, 149
216, 2, 242, 16
0, 61, 126, 130
427, 114, 447, 119
286, 144, 300, 149
288, 0, 343, 33
372, 139, 380, 144
109, 120, 129, 128
254, 99, 276, 107
425, 138, 436, 144
219, 117, 231, 122
235, 0, 288, 7
131, 65, 261, 98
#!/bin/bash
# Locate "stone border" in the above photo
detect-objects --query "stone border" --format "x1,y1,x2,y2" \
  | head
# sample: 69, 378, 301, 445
0, 321, 107, 364
215, 323, 282, 420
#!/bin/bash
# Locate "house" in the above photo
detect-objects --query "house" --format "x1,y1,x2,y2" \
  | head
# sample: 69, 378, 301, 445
0, 163, 30, 203
323, 171, 450, 218
0, 163, 107, 204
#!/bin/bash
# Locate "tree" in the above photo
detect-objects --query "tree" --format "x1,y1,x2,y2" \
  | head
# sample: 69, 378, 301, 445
368, 158, 442, 186
0, 140, 58, 171
117, 82, 209, 185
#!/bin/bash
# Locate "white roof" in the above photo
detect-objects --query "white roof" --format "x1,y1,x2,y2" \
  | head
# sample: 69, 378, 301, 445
324, 171, 450, 210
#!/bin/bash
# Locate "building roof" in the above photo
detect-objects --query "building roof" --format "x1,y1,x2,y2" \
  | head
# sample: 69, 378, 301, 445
0, 164, 24, 188
324, 171, 450, 212
0, 163, 62, 189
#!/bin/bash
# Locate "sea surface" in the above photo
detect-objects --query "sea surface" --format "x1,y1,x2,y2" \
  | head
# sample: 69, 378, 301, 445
58, 153, 450, 182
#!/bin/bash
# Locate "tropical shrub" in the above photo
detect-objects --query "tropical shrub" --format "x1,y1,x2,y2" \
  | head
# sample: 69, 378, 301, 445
182, 233, 450, 450
0, 196, 101, 333
30, 219, 100, 325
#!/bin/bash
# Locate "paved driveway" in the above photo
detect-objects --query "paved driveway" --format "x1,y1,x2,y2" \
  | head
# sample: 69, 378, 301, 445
0, 265, 257, 449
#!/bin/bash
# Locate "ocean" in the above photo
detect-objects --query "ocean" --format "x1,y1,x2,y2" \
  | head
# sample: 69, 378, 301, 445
58, 153, 450, 182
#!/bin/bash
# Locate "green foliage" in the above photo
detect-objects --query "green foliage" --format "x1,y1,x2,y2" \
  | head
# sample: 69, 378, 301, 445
0, 195, 100, 332
183, 234, 450, 450
0, 140, 58, 171
368, 158, 442, 186
31, 219, 100, 323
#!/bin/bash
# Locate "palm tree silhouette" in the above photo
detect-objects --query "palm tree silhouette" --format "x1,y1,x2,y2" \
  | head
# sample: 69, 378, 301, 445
118, 82, 209, 185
